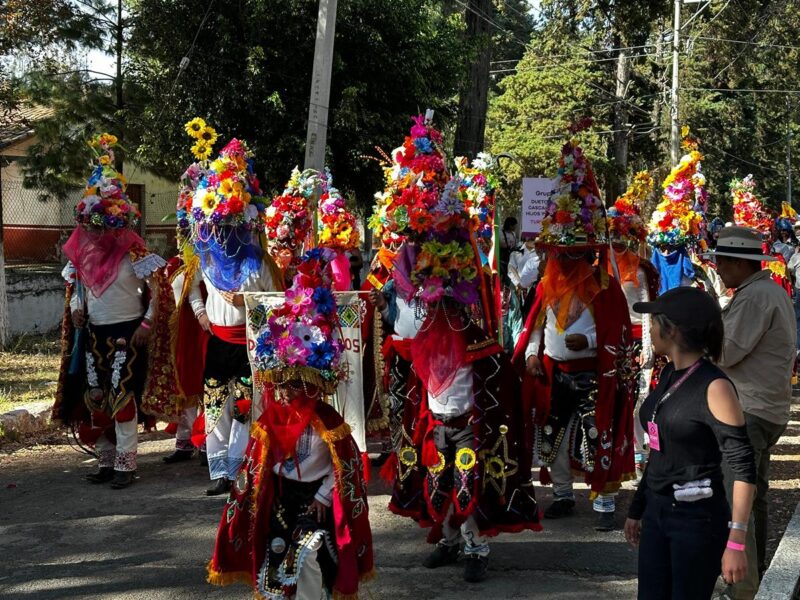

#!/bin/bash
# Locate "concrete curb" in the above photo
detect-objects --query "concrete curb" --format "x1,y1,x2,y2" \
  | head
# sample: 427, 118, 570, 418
0, 404, 53, 442
756, 500, 800, 600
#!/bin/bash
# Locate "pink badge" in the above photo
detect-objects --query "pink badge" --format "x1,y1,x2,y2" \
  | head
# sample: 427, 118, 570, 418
647, 421, 660, 452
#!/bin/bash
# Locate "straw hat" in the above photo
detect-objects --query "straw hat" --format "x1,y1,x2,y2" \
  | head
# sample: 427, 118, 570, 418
702, 226, 775, 262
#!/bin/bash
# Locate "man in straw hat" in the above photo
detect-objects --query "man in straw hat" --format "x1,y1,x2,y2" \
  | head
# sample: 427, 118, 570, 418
704, 226, 796, 600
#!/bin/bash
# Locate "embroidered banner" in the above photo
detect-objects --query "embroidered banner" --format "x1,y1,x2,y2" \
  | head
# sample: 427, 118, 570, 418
244, 292, 367, 451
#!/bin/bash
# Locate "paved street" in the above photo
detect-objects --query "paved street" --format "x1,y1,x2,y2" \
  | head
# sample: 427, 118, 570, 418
2, 397, 798, 600
0, 435, 639, 599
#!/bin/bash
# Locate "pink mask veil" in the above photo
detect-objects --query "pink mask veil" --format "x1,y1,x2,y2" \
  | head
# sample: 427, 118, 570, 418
63, 227, 145, 297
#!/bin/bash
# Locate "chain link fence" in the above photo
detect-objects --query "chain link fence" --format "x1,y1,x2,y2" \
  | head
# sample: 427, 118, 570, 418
1, 180, 180, 264
1, 179, 77, 264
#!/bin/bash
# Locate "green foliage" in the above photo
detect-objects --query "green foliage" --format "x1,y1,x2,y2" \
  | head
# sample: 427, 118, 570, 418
487, 0, 800, 221
125, 0, 468, 210
486, 27, 612, 214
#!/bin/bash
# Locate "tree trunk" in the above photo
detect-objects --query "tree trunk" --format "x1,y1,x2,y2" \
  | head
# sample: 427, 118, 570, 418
453, 0, 492, 159
610, 47, 631, 204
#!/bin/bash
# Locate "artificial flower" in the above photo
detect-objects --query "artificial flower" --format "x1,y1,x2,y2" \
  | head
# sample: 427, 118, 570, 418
191, 140, 213, 161
185, 117, 207, 138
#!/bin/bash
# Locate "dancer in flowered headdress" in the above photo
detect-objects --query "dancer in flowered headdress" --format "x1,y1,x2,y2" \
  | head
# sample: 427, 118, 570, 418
265, 167, 318, 287
376, 115, 539, 584
646, 129, 728, 304
606, 171, 660, 480
208, 248, 374, 600
175, 119, 283, 496
513, 121, 635, 532
54, 133, 180, 489
730, 175, 793, 295
365, 113, 451, 452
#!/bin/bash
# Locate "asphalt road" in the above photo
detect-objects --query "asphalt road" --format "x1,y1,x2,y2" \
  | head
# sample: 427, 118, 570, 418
0, 435, 641, 599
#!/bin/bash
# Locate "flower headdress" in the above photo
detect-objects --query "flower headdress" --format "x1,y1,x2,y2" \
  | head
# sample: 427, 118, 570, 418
317, 170, 360, 252
179, 118, 267, 291
607, 171, 653, 247
250, 248, 346, 393
368, 113, 449, 246
455, 152, 498, 255
538, 121, 608, 247
646, 128, 708, 249
406, 151, 500, 305
265, 168, 319, 270
730, 175, 771, 234
75, 133, 140, 230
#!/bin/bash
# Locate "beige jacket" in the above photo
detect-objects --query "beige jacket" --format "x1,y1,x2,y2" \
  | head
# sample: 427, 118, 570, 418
718, 270, 796, 425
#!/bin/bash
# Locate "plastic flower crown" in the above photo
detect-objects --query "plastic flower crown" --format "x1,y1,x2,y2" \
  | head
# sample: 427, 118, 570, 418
317, 169, 360, 252
249, 248, 346, 393
538, 123, 608, 247
75, 133, 140, 230
647, 128, 707, 248
368, 112, 450, 246
455, 152, 498, 255
608, 171, 653, 246
265, 168, 319, 269
182, 123, 266, 233
730, 175, 771, 234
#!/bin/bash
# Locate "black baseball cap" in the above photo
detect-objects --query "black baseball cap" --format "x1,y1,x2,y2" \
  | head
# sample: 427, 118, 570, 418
633, 286, 721, 328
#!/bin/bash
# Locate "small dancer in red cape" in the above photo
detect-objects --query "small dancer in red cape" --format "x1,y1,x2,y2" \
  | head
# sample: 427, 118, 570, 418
208, 248, 374, 600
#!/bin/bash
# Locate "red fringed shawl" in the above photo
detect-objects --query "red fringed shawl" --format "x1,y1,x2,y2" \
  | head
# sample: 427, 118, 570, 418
208, 401, 375, 600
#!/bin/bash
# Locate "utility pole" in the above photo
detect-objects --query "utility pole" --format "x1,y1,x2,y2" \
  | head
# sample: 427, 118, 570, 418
304, 0, 338, 172
788, 132, 793, 208
670, 0, 681, 166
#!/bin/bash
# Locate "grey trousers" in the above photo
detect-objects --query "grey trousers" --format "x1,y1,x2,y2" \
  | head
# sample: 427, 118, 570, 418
721, 412, 787, 600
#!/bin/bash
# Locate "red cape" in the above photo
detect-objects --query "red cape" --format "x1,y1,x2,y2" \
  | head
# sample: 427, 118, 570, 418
512, 271, 636, 498
166, 256, 209, 410
208, 401, 375, 600
385, 324, 542, 539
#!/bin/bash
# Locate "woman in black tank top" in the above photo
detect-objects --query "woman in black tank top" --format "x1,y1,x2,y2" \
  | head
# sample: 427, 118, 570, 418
625, 287, 756, 600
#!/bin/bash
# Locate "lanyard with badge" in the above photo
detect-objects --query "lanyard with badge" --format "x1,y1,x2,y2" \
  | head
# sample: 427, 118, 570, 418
648, 360, 702, 452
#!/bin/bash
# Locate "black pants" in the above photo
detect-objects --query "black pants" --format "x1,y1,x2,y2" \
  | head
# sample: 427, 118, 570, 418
638, 486, 730, 600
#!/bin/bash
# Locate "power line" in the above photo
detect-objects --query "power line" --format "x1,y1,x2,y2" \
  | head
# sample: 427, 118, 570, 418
694, 36, 800, 52
452, 0, 654, 119
490, 42, 658, 64
702, 144, 785, 174
683, 87, 800, 95
490, 51, 658, 74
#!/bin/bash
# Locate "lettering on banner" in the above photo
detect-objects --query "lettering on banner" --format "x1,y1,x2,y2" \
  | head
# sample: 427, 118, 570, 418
521, 177, 557, 235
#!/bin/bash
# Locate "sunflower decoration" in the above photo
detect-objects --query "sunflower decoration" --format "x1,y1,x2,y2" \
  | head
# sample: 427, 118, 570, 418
176, 118, 266, 237
185, 117, 206, 138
